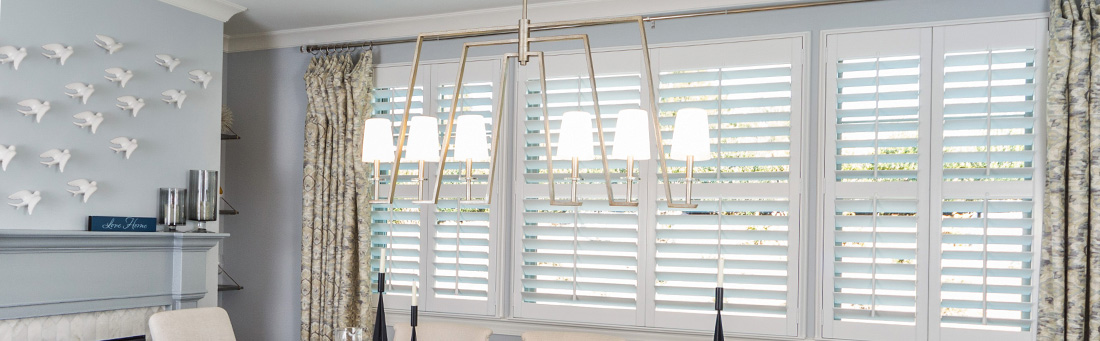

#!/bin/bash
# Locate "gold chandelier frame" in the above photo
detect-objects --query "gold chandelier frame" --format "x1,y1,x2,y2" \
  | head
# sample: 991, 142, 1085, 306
383, 0, 700, 208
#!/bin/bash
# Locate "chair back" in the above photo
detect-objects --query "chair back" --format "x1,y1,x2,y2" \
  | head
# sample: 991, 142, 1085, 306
522, 330, 625, 341
148, 307, 236, 341
393, 322, 492, 341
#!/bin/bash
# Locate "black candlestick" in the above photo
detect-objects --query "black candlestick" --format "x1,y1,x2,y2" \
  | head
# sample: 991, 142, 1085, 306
713, 287, 724, 341
411, 305, 418, 341
372, 273, 388, 341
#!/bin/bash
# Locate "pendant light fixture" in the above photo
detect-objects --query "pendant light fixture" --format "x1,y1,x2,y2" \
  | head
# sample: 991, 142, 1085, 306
452, 114, 491, 203
553, 111, 597, 206
363, 117, 397, 204
610, 109, 651, 205
405, 115, 442, 203
669, 108, 712, 207
373, 0, 706, 209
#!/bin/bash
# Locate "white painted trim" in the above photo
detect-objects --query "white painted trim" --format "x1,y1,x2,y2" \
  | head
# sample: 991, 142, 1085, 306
159, 0, 246, 23
223, 0, 799, 52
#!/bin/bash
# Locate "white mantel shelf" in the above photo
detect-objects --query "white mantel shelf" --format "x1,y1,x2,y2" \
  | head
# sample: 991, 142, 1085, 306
0, 230, 228, 320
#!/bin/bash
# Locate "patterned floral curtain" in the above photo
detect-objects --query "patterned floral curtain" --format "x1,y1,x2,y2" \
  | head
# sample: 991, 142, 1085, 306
301, 51, 376, 340
1039, 1, 1100, 340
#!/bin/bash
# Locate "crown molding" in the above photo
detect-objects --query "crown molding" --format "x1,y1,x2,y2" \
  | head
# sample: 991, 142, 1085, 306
224, 0, 789, 52
160, 0, 247, 23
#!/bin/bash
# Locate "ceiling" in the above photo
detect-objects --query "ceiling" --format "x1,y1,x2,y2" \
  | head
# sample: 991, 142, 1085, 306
224, 0, 567, 36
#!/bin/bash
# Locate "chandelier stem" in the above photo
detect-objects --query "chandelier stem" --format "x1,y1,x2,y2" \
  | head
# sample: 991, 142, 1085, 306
626, 156, 635, 203
465, 159, 474, 201
685, 156, 695, 207
373, 160, 382, 201
570, 157, 581, 203
416, 160, 427, 202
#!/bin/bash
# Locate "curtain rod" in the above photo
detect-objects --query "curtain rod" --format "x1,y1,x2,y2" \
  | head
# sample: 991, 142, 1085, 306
299, 0, 880, 53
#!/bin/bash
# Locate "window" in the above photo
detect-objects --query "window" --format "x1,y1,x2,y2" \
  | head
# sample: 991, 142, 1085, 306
371, 59, 502, 316
512, 37, 805, 335
822, 19, 1045, 341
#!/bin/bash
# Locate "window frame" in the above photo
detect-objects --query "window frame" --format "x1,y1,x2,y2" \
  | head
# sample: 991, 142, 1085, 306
816, 16, 1047, 341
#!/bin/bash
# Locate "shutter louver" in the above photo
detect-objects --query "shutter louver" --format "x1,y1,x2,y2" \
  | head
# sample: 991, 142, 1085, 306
832, 198, 919, 324
834, 56, 922, 182
519, 72, 642, 315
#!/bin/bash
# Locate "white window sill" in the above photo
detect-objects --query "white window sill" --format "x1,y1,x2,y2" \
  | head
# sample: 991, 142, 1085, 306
385, 308, 821, 341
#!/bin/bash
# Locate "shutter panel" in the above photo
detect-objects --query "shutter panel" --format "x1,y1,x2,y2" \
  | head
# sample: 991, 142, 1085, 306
649, 38, 802, 336
430, 59, 498, 312
932, 20, 1044, 340
514, 50, 642, 325
823, 28, 929, 341
370, 66, 429, 301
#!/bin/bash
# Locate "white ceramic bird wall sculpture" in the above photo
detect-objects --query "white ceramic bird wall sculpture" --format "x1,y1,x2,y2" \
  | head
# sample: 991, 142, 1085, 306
40, 149, 71, 172
94, 35, 123, 54
67, 179, 98, 203
110, 137, 138, 159
161, 90, 187, 109
41, 44, 74, 65
154, 54, 180, 72
104, 67, 133, 88
116, 96, 145, 117
0, 46, 28, 70
188, 70, 213, 89
8, 190, 42, 215
65, 83, 95, 104
73, 111, 105, 134
0, 145, 16, 171
17, 99, 51, 123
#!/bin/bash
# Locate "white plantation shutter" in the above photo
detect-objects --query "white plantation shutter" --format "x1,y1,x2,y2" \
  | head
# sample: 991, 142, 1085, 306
823, 28, 930, 341
370, 76, 427, 297
823, 19, 1045, 341
430, 60, 500, 315
650, 38, 802, 336
512, 50, 643, 325
931, 20, 1044, 340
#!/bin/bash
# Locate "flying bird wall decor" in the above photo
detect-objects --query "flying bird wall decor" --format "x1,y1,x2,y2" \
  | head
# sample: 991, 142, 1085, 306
109, 137, 138, 159
116, 96, 145, 117
39, 149, 71, 172
104, 67, 134, 88
17, 99, 51, 123
73, 111, 105, 134
94, 35, 123, 54
0, 145, 16, 171
188, 70, 213, 89
65, 82, 95, 104
161, 90, 187, 109
40, 44, 74, 65
8, 190, 42, 215
0, 46, 28, 70
67, 179, 98, 203
155, 54, 180, 72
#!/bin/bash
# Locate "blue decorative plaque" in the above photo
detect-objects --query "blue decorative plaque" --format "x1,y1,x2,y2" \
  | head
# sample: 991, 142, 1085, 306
87, 216, 158, 232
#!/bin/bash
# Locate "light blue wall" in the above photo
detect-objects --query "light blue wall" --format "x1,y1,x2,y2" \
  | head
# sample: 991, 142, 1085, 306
222, 1, 1047, 340
0, 0, 224, 230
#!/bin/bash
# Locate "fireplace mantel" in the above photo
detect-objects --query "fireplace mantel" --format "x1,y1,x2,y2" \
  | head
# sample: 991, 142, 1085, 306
0, 230, 227, 320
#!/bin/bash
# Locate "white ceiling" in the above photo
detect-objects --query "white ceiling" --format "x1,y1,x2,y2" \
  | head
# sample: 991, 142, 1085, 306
224, 0, 567, 36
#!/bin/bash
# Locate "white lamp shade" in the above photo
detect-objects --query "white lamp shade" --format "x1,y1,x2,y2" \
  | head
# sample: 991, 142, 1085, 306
453, 115, 491, 161
405, 116, 442, 162
669, 108, 712, 161
554, 111, 596, 161
611, 109, 651, 160
362, 118, 396, 162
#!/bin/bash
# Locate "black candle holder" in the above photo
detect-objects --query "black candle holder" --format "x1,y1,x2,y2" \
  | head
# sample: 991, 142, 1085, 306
410, 305, 419, 341
372, 273, 388, 341
713, 287, 724, 341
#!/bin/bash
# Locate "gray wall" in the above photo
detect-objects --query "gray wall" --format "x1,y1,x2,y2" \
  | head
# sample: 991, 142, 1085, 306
0, 0, 224, 306
221, 0, 1046, 340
